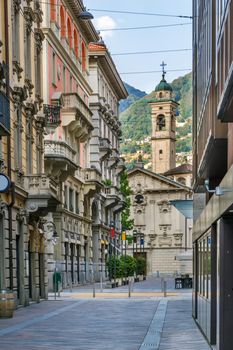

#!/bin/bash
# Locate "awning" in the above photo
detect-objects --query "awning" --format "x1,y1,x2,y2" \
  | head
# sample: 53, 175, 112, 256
169, 200, 193, 219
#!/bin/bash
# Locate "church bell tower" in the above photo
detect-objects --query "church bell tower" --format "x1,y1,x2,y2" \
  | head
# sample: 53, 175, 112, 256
149, 62, 178, 174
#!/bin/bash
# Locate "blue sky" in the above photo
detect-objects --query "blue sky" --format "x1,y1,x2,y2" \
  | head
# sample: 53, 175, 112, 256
85, 0, 192, 93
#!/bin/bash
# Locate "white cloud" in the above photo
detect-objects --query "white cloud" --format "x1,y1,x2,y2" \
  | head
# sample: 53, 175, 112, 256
93, 16, 116, 38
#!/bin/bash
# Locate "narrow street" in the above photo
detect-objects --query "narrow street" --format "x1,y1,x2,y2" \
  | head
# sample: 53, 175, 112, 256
0, 277, 211, 350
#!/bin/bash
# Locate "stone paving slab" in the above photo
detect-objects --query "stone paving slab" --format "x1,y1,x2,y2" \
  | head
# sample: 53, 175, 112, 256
158, 300, 211, 350
0, 299, 158, 350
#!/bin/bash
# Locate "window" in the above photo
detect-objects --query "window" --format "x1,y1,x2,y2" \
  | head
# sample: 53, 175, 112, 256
67, 17, 72, 48
74, 29, 78, 57
26, 116, 33, 173
50, 0, 56, 21
69, 188, 74, 212
60, 6, 66, 38
159, 149, 163, 160
52, 52, 56, 85
75, 192, 79, 214
70, 75, 72, 92
64, 185, 68, 208
14, 109, 22, 170
24, 24, 31, 79
157, 115, 166, 131
81, 42, 86, 71
62, 66, 66, 92
12, 4, 20, 62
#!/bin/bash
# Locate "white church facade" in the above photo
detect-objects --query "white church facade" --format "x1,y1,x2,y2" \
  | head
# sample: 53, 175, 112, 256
127, 68, 193, 276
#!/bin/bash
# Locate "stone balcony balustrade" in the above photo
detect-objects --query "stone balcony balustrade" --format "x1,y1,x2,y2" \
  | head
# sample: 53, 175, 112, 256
104, 185, 122, 208
83, 167, 103, 196
23, 174, 60, 214
99, 137, 112, 160
62, 93, 93, 142
116, 157, 126, 175
108, 148, 120, 168
44, 139, 78, 181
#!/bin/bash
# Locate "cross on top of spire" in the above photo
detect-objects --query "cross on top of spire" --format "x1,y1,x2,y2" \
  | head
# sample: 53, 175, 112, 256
160, 61, 167, 80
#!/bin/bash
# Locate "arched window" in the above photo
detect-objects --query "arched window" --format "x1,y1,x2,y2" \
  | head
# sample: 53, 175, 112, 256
82, 41, 86, 71
60, 6, 66, 38
159, 92, 163, 98
50, 0, 56, 21
67, 17, 72, 48
177, 177, 186, 185
74, 29, 78, 57
157, 114, 166, 131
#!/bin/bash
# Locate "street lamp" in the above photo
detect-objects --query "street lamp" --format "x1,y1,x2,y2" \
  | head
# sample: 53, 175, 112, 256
78, 8, 94, 20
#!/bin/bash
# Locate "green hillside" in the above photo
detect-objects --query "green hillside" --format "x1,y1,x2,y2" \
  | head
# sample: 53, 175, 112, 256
119, 82, 147, 113
120, 72, 192, 158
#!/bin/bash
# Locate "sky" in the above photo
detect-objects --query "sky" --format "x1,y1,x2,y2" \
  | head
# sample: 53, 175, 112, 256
84, 0, 192, 93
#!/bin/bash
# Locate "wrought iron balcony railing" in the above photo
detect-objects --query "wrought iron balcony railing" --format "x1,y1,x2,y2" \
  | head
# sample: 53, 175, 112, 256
43, 104, 61, 129
0, 91, 10, 135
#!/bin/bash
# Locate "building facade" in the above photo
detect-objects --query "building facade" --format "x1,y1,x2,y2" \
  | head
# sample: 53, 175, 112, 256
89, 42, 127, 280
0, 0, 126, 309
192, 1, 233, 349
0, 0, 58, 306
127, 74, 193, 276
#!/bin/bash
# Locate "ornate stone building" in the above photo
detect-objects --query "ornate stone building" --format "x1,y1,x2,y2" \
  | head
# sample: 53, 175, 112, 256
127, 72, 192, 276
0, 0, 126, 309
89, 42, 127, 280
41, 0, 101, 287
0, 0, 59, 306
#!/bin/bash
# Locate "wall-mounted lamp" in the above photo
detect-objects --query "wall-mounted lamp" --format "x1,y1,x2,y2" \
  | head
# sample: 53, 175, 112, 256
204, 179, 232, 196
78, 8, 94, 20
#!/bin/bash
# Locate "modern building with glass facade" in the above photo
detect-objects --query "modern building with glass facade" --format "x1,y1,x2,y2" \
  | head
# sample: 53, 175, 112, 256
192, 1, 233, 349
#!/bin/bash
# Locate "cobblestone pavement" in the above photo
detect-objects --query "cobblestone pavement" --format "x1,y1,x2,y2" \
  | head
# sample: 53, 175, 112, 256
0, 277, 211, 350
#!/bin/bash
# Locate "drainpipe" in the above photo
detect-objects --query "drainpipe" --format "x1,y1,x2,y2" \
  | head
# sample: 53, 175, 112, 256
4, 0, 14, 290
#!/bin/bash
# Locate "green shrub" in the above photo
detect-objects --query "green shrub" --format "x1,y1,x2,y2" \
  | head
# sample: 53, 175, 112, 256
135, 256, 146, 275
107, 256, 123, 280
120, 255, 136, 277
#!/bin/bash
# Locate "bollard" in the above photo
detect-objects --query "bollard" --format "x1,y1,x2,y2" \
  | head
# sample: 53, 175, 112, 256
100, 275, 103, 293
161, 277, 164, 292
93, 281, 96, 298
128, 280, 131, 298
58, 281, 61, 297
163, 280, 167, 297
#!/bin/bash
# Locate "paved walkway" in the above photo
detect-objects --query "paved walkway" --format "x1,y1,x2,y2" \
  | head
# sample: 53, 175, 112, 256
0, 277, 211, 350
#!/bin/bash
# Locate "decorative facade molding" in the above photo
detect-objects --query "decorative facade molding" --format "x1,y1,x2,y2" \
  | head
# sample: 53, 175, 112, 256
12, 60, 23, 81
24, 7, 35, 34
13, 0, 21, 13
34, 28, 45, 51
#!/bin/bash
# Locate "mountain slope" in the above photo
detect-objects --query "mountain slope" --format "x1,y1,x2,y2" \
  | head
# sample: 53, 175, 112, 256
120, 72, 192, 150
119, 82, 146, 113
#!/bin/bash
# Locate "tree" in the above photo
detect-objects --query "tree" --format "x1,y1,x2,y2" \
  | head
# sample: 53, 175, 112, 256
120, 171, 134, 230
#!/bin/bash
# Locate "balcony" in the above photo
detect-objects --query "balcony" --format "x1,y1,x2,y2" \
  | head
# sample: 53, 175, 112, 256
24, 174, 60, 214
0, 91, 10, 136
108, 148, 120, 168
84, 167, 103, 196
43, 104, 61, 132
99, 137, 112, 160
113, 193, 126, 213
104, 186, 121, 208
116, 157, 126, 175
44, 140, 78, 181
62, 93, 93, 142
